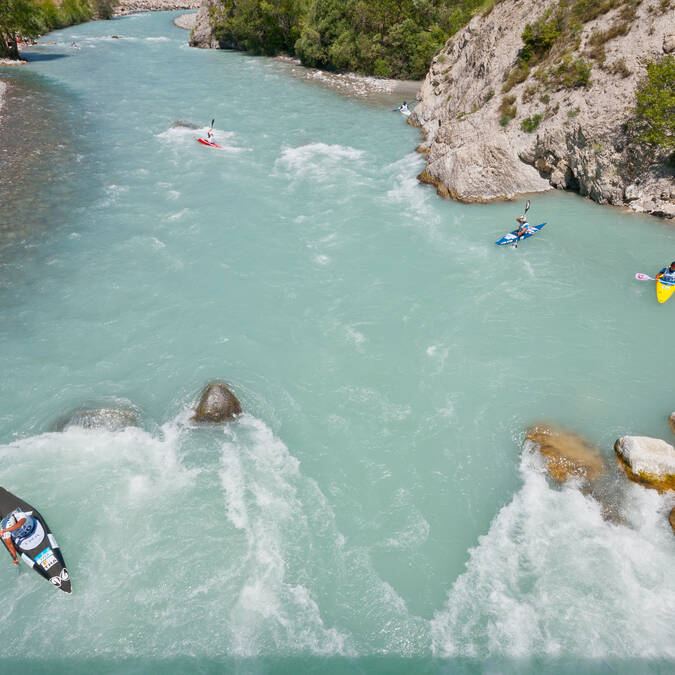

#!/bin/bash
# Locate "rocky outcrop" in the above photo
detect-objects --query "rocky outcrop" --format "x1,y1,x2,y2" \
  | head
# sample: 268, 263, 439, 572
526, 424, 605, 483
193, 382, 242, 423
670, 506, 675, 536
614, 436, 675, 491
53, 405, 139, 432
189, 0, 220, 49
411, 0, 674, 217
669, 412, 675, 435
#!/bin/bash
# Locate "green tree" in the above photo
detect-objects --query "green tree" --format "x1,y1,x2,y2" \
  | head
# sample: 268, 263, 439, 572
632, 56, 674, 150
0, 0, 44, 58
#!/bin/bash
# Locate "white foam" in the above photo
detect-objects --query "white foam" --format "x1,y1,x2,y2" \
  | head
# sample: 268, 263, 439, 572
218, 415, 351, 655
156, 125, 243, 152
431, 447, 675, 659
274, 143, 366, 183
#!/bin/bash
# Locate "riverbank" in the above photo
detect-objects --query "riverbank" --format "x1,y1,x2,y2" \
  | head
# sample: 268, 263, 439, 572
114, 0, 199, 16
273, 56, 421, 104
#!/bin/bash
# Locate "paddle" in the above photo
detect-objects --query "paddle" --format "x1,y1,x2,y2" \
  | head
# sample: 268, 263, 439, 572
513, 200, 531, 248
635, 273, 656, 281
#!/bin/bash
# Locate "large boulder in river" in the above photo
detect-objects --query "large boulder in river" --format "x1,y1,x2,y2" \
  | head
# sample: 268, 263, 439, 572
53, 405, 138, 432
526, 424, 605, 483
614, 436, 675, 492
670, 507, 675, 536
669, 412, 675, 435
193, 382, 241, 423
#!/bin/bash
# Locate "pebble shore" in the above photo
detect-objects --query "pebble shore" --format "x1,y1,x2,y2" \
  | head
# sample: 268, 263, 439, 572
114, 0, 200, 16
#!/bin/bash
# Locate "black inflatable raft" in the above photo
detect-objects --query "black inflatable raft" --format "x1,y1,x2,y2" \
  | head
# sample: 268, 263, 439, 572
0, 487, 71, 593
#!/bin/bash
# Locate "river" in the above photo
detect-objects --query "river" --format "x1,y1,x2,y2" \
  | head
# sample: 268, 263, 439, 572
0, 11, 673, 674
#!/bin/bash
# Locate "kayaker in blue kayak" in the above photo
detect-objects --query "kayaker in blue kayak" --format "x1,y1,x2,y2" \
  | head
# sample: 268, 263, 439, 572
656, 261, 675, 280
515, 215, 530, 237
512, 215, 530, 248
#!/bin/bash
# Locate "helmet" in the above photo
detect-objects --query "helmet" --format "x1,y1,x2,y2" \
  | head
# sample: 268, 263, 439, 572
670, 261, 675, 267
516, 216, 526, 223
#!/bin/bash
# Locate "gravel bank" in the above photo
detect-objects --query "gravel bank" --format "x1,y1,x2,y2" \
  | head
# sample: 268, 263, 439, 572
114, 0, 199, 16
173, 12, 197, 30
274, 56, 421, 104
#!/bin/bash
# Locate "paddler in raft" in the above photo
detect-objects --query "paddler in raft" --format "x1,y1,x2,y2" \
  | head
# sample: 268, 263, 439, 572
0, 508, 37, 565
655, 261, 675, 281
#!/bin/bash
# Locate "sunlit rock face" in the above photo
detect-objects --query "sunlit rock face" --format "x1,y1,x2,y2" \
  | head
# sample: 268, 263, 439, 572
614, 436, 675, 492
526, 424, 605, 484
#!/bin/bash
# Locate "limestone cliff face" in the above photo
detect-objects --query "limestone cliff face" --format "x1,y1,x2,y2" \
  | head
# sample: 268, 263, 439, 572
411, 0, 675, 218
189, 0, 221, 49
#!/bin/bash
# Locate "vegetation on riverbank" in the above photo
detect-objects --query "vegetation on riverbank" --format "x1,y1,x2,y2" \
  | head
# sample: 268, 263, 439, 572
0, 0, 117, 59
210, 0, 491, 79
630, 55, 674, 152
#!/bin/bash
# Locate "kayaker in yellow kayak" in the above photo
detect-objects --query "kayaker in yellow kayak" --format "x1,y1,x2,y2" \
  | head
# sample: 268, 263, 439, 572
656, 261, 675, 280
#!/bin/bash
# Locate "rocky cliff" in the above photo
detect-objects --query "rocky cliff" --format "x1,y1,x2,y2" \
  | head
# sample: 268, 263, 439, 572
189, 0, 220, 49
411, 0, 674, 218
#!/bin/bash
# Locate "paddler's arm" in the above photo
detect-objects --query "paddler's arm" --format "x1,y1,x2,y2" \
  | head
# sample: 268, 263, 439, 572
0, 533, 19, 564
0, 518, 26, 536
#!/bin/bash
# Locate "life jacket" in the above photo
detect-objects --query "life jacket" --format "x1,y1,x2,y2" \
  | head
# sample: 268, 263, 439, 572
2, 509, 36, 541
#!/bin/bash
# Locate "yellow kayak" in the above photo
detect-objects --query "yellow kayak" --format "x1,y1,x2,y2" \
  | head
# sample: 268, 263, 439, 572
656, 278, 675, 304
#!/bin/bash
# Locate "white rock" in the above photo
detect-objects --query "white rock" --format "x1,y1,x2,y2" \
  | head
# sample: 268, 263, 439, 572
412, 0, 675, 216
614, 436, 675, 478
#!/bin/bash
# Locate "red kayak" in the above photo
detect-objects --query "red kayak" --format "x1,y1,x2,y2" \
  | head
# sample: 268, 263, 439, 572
196, 138, 222, 149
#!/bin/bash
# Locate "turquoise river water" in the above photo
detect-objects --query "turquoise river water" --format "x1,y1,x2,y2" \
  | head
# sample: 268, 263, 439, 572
0, 12, 674, 674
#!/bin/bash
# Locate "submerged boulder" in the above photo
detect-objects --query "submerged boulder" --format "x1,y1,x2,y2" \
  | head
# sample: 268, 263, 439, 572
193, 382, 241, 423
526, 424, 605, 483
53, 405, 138, 432
614, 436, 675, 492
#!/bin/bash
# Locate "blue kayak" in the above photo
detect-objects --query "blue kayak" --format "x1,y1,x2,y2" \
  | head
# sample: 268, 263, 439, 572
495, 222, 547, 246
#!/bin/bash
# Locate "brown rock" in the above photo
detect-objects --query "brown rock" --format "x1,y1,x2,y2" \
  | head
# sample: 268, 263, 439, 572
526, 424, 605, 483
669, 412, 675, 435
670, 507, 675, 536
193, 382, 241, 423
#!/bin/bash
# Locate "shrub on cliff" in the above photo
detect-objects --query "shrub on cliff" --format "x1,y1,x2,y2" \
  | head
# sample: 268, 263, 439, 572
630, 56, 674, 150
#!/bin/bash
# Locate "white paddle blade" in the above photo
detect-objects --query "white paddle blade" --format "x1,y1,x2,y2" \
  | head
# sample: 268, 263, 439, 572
635, 273, 654, 281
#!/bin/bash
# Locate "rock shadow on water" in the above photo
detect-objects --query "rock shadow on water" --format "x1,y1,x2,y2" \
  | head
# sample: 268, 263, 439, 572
170, 120, 200, 130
